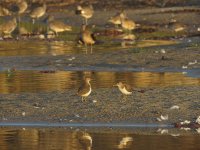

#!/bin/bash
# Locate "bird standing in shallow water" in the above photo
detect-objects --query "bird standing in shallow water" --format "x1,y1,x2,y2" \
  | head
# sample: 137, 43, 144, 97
114, 82, 132, 101
77, 78, 92, 102
76, 4, 94, 25
120, 13, 136, 34
79, 24, 96, 54
47, 15, 72, 37
30, 3, 46, 24
11, 0, 28, 23
108, 11, 126, 28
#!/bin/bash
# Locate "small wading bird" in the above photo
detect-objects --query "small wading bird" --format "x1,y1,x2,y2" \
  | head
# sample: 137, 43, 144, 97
10, 0, 28, 23
30, 3, 47, 24
108, 11, 126, 28
114, 82, 133, 101
78, 24, 96, 54
46, 15, 72, 37
120, 13, 136, 34
76, 4, 94, 25
0, 17, 17, 38
77, 78, 92, 102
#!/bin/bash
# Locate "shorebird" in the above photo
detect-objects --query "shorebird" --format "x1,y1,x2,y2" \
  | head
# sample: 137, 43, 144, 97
30, 3, 47, 24
120, 14, 136, 33
0, 18, 17, 38
76, 4, 94, 25
77, 78, 92, 102
47, 15, 72, 37
79, 24, 96, 54
10, 0, 28, 23
108, 11, 126, 28
114, 82, 132, 100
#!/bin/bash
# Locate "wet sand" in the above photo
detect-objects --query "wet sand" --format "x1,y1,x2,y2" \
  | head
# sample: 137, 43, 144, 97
0, 86, 199, 124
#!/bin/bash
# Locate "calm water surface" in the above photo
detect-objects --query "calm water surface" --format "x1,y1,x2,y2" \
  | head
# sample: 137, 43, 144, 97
0, 71, 199, 94
0, 40, 176, 56
0, 128, 199, 150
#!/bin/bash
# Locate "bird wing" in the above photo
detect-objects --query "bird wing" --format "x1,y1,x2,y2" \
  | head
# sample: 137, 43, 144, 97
77, 83, 90, 95
124, 84, 133, 92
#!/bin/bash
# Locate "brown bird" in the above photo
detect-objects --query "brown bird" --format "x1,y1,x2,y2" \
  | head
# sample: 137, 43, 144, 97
11, 0, 28, 23
77, 78, 92, 102
30, 3, 46, 24
108, 11, 126, 28
76, 4, 94, 25
79, 24, 96, 54
114, 82, 133, 100
47, 15, 72, 36
0, 17, 17, 38
120, 13, 136, 33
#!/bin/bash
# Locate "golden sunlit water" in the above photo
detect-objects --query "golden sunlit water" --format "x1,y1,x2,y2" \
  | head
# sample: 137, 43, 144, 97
0, 70, 199, 94
0, 40, 177, 56
0, 128, 199, 150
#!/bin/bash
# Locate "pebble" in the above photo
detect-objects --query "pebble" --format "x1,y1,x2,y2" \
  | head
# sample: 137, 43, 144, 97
170, 105, 180, 110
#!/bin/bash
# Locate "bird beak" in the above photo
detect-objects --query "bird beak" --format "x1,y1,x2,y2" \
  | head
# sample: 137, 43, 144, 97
113, 84, 117, 87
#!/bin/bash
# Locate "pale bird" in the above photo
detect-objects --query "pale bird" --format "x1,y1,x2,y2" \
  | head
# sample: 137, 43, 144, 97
76, 4, 94, 25
47, 15, 72, 36
79, 24, 96, 54
120, 15, 136, 33
114, 82, 132, 100
77, 78, 92, 102
196, 116, 200, 124
0, 18, 17, 38
30, 3, 47, 24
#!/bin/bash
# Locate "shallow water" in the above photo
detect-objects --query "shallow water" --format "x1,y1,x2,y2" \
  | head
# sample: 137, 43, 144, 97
0, 40, 177, 56
0, 70, 199, 94
0, 127, 199, 150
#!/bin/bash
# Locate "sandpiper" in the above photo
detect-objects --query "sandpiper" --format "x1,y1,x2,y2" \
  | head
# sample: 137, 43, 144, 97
114, 82, 132, 100
76, 4, 94, 25
79, 24, 96, 54
108, 11, 126, 28
0, 17, 17, 38
120, 14, 136, 33
47, 15, 72, 37
16, 0, 28, 23
30, 3, 46, 24
77, 78, 92, 102
11, 0, 28, 23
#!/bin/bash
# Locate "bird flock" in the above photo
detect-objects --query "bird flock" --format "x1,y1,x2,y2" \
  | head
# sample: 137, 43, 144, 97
0, 1, 138, 53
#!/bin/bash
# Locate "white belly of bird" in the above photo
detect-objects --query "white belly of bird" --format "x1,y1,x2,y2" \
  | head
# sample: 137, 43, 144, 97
120, 88, 132, 95
82, 87, 91, 97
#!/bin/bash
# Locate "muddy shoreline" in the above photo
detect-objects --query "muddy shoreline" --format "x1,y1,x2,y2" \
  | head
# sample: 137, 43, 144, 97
0, 86, 199, 124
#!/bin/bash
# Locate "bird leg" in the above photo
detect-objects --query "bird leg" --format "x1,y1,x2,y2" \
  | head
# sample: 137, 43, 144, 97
90, 44, 93, 54
85, 18, 88, 25
122, 95, 127, 102
85, 44, 88, 54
